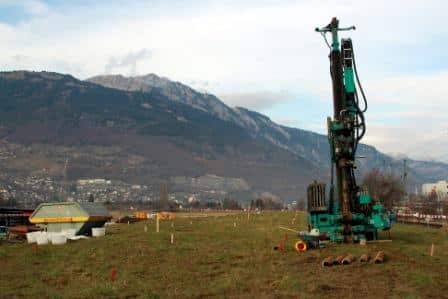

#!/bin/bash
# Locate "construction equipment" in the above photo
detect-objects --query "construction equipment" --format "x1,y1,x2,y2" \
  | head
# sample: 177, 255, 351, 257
29, 202, 111, 235
0, 226, 7, 239
359, 254, 369, 263
341, 254, 355, 265
157, 212, 176, 220
300, 18, 394, 247
321, 256, 334, 267
374, 251, 385, 263
134, 211, 149, 220
334, 255, 344, 265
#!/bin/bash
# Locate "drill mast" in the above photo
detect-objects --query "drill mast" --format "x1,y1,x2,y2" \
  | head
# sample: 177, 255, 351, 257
317, 17, 363, 241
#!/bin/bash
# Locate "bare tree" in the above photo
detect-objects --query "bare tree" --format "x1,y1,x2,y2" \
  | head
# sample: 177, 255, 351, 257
296, 199, 306, 211
420, 190, 438, 216
250, 192, 283, 210
222, 198, 242, 210
442, 200, 448, 219
361, 169, 405, 209
156, 182, 169, 211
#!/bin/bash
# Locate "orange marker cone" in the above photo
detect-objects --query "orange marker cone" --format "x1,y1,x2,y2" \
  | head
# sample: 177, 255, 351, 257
110, 267, 117, 282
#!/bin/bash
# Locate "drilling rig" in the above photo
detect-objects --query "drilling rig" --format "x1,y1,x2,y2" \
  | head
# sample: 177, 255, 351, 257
298, 18, 394, 248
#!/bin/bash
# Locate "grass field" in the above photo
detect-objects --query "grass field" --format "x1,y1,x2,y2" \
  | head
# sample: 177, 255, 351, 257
1, 211, 447, 298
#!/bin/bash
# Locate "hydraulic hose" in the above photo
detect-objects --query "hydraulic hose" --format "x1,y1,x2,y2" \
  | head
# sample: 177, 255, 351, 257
352, 47, 368, 113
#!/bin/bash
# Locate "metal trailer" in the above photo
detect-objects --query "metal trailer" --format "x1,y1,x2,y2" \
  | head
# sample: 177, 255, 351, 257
0, 207, 34, 227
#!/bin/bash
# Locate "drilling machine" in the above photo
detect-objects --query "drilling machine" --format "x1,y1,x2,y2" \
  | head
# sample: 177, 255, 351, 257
297, 18, 393, 249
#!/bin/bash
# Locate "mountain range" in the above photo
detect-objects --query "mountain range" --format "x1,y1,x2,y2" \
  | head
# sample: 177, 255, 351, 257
0, 70, 446, 202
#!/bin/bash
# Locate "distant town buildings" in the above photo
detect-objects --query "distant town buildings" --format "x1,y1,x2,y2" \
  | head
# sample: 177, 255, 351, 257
75, 178, 152, 203
77, 179, 111, 186
171, 174, 250, 192
0, 171, 257, 208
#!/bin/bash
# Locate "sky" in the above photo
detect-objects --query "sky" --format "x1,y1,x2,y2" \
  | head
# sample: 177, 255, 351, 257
0, 0, 447, 162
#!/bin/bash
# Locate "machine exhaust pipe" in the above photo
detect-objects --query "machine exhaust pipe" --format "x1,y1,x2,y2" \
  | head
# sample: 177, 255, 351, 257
374, 251, 385, 264
322, 256, 334, 267
342, 254, 355, 265
359, 254, 369, 263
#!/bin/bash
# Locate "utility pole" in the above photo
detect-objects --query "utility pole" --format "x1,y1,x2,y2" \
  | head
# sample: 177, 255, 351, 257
402, 159, 408, 202
159, 182, 168, 211
59, 157, 69, 200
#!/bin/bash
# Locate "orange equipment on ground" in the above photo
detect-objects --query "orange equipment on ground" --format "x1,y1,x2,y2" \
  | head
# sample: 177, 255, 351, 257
294, 240, 307, 252
134, 211, 148, 220
157, 212, 176, 220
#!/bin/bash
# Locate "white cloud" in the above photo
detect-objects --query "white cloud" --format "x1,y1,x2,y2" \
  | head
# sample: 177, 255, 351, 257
364, 122, 448, 162
105, 48, 152, 75
0, 0, 447, 161
366, 71, 448, 107
355, 71, 448, 160
2, 0, 445, 80
219, 91, 294, 110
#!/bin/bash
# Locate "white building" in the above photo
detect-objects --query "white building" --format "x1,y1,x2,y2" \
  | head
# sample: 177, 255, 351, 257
422, 180, 448, 198
77, 179, 111, 186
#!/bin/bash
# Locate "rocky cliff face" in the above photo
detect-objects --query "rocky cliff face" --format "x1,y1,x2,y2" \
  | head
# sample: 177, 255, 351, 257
87, 74, 448, 190
88, 74, 243, 125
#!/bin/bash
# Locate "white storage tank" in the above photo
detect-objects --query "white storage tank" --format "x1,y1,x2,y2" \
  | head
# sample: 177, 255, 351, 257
91, 227, 106, 237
